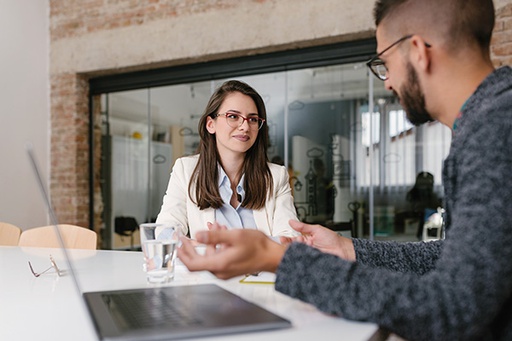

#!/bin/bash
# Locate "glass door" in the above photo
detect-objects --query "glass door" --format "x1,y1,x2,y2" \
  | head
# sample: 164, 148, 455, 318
101, 89, 151, 249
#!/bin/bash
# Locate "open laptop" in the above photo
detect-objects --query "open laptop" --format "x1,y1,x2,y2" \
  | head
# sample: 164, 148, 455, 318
27, 146, 291, 340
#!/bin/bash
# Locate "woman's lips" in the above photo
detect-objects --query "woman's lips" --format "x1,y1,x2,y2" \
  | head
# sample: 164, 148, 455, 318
233, 134, 250, 142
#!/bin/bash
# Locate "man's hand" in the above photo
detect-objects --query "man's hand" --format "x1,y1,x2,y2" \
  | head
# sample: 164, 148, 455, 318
280, 220, 356, 261
178, 225, 287, 279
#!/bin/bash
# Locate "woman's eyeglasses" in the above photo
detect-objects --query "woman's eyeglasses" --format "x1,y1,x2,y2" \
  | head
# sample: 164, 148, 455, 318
216, 111, 265, 130
28, 255, 62, 277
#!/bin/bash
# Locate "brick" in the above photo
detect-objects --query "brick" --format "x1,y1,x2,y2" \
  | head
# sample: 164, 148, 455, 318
504, 17, 512, 31
50, 72, 90, 226
492, 31, 512, 46
493, 42, 512, 57
491, 3, 512, 66
497, 3, 512, 18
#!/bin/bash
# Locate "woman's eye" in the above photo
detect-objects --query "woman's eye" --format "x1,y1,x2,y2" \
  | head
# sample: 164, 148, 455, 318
226, 113, 239, 120
248, 117, 259, 123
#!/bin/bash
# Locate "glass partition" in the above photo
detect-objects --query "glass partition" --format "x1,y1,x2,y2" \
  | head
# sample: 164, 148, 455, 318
97, 62, 450, 249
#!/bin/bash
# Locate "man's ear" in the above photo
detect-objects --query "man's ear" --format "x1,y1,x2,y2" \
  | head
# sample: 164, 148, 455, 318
410, 35, 432, 73
206, 116, 216, 134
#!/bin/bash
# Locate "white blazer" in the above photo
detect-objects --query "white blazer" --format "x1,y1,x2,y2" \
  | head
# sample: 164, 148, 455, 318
155, 155, 299, 239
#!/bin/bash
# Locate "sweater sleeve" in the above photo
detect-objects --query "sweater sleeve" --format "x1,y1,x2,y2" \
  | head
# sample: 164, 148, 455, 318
353, 238, 443, 275
275, 228, 512, 341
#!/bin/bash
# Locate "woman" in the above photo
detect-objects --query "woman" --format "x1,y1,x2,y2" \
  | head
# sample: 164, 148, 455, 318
156, 80, 298, 239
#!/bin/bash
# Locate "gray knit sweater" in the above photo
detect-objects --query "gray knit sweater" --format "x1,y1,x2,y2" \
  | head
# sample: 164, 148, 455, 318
275, 66, 512, 341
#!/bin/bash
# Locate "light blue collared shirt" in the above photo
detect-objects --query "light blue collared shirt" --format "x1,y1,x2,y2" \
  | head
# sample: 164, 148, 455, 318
215, 166, 257, 230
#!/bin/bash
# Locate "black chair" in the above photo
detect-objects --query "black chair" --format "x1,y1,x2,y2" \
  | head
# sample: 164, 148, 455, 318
115, 216, 139, 249
406, 172, 442, 239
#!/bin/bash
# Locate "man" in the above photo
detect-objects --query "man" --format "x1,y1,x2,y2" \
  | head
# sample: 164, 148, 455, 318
178, 0, 512, 339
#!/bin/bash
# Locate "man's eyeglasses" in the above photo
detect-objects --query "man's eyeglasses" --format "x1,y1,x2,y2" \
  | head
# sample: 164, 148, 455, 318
28, 254, 62, 277
366, 34, 431, 81
216, 111, 265, 130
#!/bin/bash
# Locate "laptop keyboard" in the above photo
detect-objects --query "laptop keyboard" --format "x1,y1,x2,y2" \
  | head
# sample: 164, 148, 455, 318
105, 290, 204, 329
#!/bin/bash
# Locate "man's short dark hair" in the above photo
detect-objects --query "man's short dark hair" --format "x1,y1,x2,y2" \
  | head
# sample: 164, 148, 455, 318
373, 0, 495, 52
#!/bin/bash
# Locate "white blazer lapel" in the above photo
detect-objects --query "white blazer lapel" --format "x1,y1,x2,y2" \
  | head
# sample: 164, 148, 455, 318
202, 208, 215, 228
253, 207, 271, 235
187, 206, 215, 239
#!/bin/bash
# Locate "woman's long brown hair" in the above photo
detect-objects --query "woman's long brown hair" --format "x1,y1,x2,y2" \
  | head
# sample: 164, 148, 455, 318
189, 80, 272, 210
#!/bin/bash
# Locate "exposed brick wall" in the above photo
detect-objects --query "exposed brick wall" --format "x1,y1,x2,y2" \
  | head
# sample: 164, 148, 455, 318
50, 0, 238, 41
492, 3, 512, 66
50, 73, 89, 228
49, 1, 512, 247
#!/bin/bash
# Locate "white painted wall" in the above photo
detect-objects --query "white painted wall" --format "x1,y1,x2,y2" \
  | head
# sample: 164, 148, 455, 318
0, 0, 49, 230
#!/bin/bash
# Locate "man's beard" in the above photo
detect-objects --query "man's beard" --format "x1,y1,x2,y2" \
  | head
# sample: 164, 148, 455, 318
397, 62, 434, 126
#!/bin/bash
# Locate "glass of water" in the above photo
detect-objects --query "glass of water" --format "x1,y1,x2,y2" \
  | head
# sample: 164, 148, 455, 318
139, 223, 182, 284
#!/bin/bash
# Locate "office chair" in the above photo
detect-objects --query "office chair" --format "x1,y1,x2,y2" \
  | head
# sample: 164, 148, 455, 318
18, 224, 97, 250
0, 222, 22, 246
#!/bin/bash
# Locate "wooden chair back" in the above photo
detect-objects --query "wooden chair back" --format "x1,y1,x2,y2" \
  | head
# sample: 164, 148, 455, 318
0, 222, 22, 246
18, 224, 97, 249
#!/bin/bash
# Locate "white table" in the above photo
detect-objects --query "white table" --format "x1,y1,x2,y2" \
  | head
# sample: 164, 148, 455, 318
0, 246, 381, 340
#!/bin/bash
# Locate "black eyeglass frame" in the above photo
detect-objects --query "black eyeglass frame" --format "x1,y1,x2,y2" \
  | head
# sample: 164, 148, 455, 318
216, 111, 266, 131
366, 34, 431, 81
